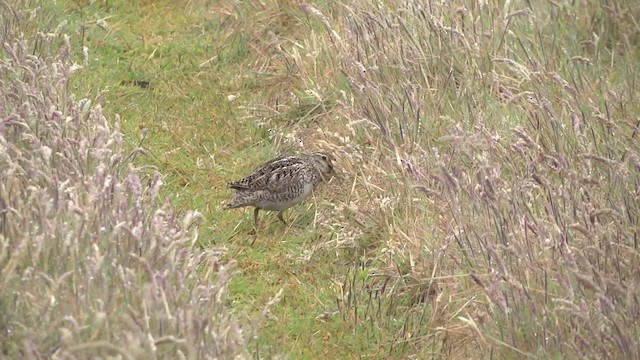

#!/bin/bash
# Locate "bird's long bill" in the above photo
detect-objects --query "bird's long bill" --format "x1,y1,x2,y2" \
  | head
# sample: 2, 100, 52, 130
324, 168, 342, 182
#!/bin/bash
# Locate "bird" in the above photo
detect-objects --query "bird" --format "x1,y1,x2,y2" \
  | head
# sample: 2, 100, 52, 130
224, 152, 334, 229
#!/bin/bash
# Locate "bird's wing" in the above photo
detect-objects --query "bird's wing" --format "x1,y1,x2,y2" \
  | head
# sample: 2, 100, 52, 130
228, 155, 305, 191
264, 163, 306, 193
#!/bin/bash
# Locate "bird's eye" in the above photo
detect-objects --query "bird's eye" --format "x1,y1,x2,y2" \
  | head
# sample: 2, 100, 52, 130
321, 154, 328, 161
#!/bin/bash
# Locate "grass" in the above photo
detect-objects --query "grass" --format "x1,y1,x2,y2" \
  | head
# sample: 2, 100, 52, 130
2, 0, 640, 358
0, 12, 250, 360
56, 1, 385, 358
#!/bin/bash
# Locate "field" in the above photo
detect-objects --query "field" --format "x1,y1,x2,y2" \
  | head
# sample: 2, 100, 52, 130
1, 0, 639, 359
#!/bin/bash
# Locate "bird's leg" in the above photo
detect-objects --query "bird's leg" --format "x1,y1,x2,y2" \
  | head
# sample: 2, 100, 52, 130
250, 208, 260, 245
277, 211, 287, 225
253, 208, 260, 229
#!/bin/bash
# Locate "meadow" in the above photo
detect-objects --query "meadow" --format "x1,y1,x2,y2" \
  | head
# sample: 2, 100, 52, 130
1, 0, 639, 359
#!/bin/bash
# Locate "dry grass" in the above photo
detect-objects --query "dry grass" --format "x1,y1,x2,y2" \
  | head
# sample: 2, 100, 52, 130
0, 3, 253, 359
234, 0, 640, 358
2, 0, 639, 358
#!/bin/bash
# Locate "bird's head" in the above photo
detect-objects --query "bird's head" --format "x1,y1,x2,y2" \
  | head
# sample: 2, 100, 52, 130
309, 152, 335, 178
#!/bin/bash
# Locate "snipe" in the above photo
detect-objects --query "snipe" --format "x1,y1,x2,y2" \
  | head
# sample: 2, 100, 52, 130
224, 152, 334, 228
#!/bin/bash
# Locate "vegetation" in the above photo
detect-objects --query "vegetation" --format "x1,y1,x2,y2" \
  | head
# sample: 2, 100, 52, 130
1, 0, 639, 358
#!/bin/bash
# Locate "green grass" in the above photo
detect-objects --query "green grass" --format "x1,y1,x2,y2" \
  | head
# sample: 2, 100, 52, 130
59, 1, 389, 358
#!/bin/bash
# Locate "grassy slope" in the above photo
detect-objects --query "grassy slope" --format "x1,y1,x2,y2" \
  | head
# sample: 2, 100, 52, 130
54, 0, 640, 359
63, 1, 381, 358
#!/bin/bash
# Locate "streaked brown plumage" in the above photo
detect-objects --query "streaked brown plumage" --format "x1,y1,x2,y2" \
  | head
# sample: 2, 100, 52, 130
224, 152, 334, 227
